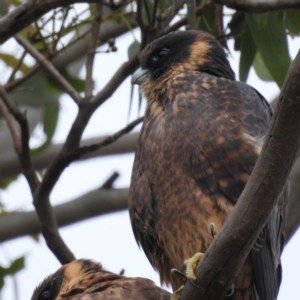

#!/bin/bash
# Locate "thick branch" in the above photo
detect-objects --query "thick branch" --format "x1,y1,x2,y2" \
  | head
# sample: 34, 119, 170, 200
0, 188, 128, 242
0, 132, 139, 180
181, 50, 300, 299
213, 0, 300, 12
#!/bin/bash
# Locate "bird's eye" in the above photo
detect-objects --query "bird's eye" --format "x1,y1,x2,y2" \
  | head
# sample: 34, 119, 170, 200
152, 48, 169, 62
40, 290, 50, 300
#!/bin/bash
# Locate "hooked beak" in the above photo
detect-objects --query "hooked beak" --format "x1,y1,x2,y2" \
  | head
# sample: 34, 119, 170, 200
131, 68, 148, 85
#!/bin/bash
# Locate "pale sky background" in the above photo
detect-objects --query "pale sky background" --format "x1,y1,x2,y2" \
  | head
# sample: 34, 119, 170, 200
0, 5, 300, 300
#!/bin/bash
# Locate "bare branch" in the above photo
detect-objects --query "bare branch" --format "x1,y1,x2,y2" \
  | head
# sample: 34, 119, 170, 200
85, 3, 102, 99
0, 132, 139, 180
78, 117, 143, 157
0, 188, 129, 242
91, 54, 139, 107
181, 49, 300, 300
14, 34, 82, 105
213, 0, 300, 12
0, 97, 21, 153
163, 1, 214, 35
0, 0, 115, 44
0, 86, 39, 193
100, 171, 120, 189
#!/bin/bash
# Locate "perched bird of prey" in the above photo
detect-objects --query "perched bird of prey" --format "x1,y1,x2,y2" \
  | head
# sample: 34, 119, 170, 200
129, 30, 288, 300
31, 259, 171, 300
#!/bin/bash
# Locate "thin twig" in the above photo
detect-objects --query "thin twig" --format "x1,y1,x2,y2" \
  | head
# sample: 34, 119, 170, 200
0, 86, 39, 194
6, 51, 27, 85
78, 117, 143, 157
100, 171, 120, 189
163, 1, 214, 35
143, 0, 151, 24
0, 97, 21, 153
91, 53, 139, 107
151, 0, 159, 28
85, 3, 102, 99
136, 0, 146, 31
14, 34, 82, 104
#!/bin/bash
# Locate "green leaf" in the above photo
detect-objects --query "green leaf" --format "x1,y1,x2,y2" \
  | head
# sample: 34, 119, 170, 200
187, 0, 196, 29
9, 0, 21, 6
227, 11, 245, 51
0, 53, 30, 73
127, 40, 140, 60
246, 12, 290, 87
61, 71, 85, 93
239, 21, 256, 82
31, 104, 59, 155
0, 176, 18, 190
197, 6, 217, 35
286, 10, 300, 37
142, 0, 154, 25
0, 257, 25, 277
253, 51, 273, 82
10, 76, 60, 107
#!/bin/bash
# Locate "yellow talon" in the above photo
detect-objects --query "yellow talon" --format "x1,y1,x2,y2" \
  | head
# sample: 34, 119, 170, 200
171, 285, 184, 300
183, 252, 204, 281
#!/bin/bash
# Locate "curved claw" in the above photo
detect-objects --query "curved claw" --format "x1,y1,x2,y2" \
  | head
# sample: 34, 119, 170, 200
171, 268, 200, 289
225, 284, 235, 297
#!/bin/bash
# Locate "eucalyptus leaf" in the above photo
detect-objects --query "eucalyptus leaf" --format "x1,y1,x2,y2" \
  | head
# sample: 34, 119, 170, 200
0, 176, 18, 190
246, 13, 290, 87
253, 51, 273, 82
128, 40, 140, 60
0, 256, 25, 277
286, 10, 300, 37
9, 76, 60, 107
0, 53, 30, 73
197, 6, 217, 35
239, 21, 256, 82
227, 11, 245, 51
31, 104, 59, 155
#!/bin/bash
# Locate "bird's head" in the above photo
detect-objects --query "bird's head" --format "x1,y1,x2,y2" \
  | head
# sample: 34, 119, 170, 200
31, 259, 103, 300
132, 30, 235, 99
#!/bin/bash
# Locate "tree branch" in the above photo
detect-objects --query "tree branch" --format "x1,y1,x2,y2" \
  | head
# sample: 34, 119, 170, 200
0, 132, 139, 180
0, 188, 129, 242
0, 97, 21, 153
85, 3, 102, 99
181, 49, 300, 299
91, 54, 140, 107
77, 117, 143, 157
0, 0, 117, 44
0, 86, 39, 193
212, 0, 300, 12
163, 1, 214, 35
14, 34, 82, 105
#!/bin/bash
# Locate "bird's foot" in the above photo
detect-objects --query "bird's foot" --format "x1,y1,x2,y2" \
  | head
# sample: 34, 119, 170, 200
171, 285, 184, 300
225, 284, 235, 297
210, 222, 217, 239
184, 252, 204, 281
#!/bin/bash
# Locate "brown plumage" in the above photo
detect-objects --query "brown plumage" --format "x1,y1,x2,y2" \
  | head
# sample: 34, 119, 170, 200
129, 30, 289, 300
31, 259, 171, 300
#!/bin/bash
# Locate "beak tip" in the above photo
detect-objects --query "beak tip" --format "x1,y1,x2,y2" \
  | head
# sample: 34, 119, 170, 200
131, 67, 148, 85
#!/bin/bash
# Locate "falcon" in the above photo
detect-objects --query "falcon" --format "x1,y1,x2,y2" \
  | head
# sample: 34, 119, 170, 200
129, 30, 288, 300
31, 259, 171, 300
